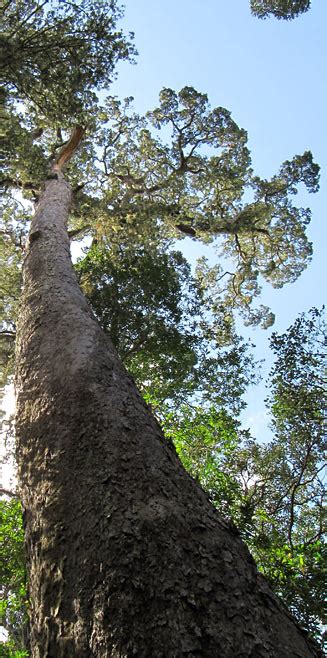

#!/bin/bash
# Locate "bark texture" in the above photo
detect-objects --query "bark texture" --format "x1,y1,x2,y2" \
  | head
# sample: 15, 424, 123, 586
15, 174, 323, 657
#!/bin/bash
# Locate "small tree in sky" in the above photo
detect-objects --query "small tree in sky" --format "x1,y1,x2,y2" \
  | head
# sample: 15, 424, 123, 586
250, 0, 311, 19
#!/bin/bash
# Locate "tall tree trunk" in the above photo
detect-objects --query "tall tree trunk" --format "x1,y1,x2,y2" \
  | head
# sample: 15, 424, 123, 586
15, 172, 322, 658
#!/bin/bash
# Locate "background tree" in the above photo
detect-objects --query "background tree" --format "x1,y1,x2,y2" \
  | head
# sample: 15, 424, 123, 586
0, 497, 28, 657
173, 308, 326, 644
250, 0, 311, 19
253, 307, 326, 637
76, 239, 257, 409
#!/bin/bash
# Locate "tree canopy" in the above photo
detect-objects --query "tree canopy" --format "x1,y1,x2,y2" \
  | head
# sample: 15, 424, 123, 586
0, 82, 320, 402
1, 0, 134, 121
89, 88, 319, 328
0, 84, 320, 386
250, 0, 311, 19
166, 307, 326, 642
75, 238, 258, 411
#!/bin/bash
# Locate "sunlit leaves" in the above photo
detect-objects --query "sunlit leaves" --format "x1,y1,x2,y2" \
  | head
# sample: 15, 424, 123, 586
2, 75, 320, 332
93, 89, 319, 327
268, 306, 326, 449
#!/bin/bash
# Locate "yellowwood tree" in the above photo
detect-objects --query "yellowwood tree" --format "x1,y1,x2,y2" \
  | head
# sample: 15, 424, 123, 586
1, 1, 323, 656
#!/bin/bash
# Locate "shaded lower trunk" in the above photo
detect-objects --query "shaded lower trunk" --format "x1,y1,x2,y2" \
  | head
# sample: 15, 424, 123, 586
15, 174, 322, 657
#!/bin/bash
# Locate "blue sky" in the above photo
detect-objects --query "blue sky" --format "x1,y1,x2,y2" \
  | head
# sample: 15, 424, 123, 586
108, 0, 327, 440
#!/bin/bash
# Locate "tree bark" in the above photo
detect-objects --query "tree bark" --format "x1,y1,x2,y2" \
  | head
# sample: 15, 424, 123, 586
15, 173, 323, 657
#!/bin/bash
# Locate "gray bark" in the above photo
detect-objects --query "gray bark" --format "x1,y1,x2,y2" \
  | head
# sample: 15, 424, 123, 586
15, 174, 323, 657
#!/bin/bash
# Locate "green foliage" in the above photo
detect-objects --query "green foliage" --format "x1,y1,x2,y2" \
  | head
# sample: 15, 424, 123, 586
76, 239, 257, 411
77, 240, 200, 403
254, 539, 325, 637
0, 641, 29, 657
268, 306, 325, 447
1, 105, 49, 194
163, 405, 244, 515
233, 438, 325, 640
162, 308, 326, 644
253, 307, 326, 636
0, 646, 28, 658
250, 0, 311, 19
90, 89, 319, 327
2, 84, 318, 347
0, 499, 28, 655
1, 0, 135, 123
243, 309, 326, 640
0, 198, 27, 389
0, 1, 135, 219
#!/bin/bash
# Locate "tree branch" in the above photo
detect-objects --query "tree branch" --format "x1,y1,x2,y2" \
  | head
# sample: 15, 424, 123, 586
0, 487, 19, 499
54, 125, 85, 170
68, 225, 91, 240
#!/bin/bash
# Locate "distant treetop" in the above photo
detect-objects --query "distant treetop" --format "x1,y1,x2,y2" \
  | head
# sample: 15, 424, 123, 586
250, 0, 311, 20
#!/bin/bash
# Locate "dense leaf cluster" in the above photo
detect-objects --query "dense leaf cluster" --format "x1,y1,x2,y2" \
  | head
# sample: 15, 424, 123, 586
171, 308, 326, 641
250, 0, 311, 19
0, 498, 28, 655
1, 0, 135, 121
76, 239, 257, 411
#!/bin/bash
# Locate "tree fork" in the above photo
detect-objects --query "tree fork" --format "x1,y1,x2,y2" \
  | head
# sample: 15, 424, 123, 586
15, 171, 323, 657
54, 125, 85, 171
